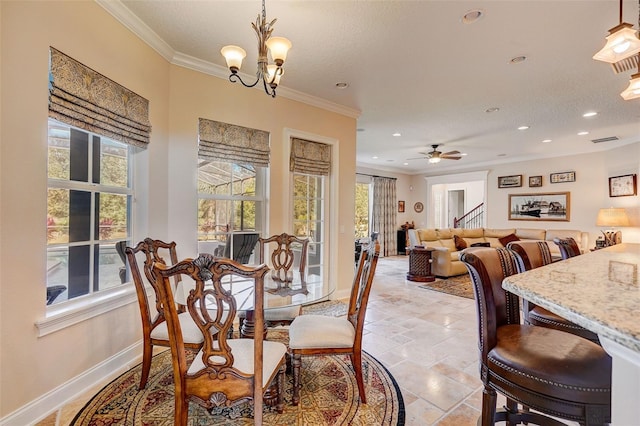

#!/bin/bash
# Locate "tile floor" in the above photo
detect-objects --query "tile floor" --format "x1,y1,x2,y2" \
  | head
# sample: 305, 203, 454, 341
37, 255, 573, 425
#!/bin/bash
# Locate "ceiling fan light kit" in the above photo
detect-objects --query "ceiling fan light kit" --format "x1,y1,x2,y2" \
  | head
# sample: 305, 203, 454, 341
220, 0, 291, 98
410, 144, 462, 164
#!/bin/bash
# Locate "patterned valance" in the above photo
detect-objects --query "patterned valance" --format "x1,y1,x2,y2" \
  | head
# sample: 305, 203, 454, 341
198, 118, 270, 167
48, 47, 151, 148
290, 138, 331, 176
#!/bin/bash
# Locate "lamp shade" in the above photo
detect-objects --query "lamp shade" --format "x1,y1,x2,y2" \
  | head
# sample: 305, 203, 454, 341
221, 45, 247, 71
266, 37, 292, 66
621, 71, 640, 100
593, 23, 640, 63
596, 208, 630, 227
266, 65, 284, 86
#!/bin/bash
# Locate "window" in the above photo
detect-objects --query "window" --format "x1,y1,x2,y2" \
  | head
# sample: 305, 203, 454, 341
197, 160, 265, 262
292, 173, 325, 276
46, 120, 133, 305
355, 181, 371, 239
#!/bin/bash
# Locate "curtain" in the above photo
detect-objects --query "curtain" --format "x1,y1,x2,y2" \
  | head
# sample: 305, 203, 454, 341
290, 138, 331, 176
48, 47, 151, 148
372, 177, 397, 257
198, 118, 270, 167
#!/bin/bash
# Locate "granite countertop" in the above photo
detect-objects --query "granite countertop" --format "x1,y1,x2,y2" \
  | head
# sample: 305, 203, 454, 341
502, 243, 640, 352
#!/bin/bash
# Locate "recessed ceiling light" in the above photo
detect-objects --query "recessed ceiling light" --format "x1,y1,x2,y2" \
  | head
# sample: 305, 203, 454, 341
392, 132, 401, 137
497, 153, 507, 157
542, 139, 552, 143
462, 9, 483, 24
372, 156, 378, 159
386, 159, 394, 162
485, 107, 500, 113
460, 153, 468, 156
509, 56, 527, 64
357, 128, 365, 132
583, 112, 598, 117
577, 131, 589, 136
335, 82, 349, 89
518, 126, 530, 130
403, 162, 409, 166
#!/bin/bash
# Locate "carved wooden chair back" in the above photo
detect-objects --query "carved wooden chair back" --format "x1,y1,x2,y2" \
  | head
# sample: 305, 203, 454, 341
152, 254, 286, 425
553, 237, 581, 259
124, 238, 197, 390
258, 233, 309, 282
348, 239, 380, 339
460, 247, 610, 425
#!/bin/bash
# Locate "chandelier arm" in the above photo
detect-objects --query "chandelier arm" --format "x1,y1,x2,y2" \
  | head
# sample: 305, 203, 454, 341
262, 78, 277, 98
229, 73, 261, 89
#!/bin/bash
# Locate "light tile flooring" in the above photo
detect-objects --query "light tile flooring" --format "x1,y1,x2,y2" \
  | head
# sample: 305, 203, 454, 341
38, 255, 543, 425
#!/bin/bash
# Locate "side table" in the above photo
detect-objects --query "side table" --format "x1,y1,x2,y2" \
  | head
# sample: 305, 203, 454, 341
406, 246, 435, 282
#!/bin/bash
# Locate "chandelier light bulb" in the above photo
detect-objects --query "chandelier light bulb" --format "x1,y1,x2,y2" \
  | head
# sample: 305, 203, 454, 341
221, 46, 247, 72
428, 157, 441, 164
266, 36, 292, 66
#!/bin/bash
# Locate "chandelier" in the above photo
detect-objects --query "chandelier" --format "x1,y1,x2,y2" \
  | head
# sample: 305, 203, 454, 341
220, 0, 292, 98
620, 0, 640, 99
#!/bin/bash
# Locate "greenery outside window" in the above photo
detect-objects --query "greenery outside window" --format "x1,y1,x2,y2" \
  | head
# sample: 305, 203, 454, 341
292, 173, 325, 276
46, 119, 133, 305
355, 181, 371, 239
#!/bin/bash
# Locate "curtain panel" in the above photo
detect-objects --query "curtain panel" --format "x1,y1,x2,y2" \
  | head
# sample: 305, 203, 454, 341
198, 118, 270, 168
290, 138, 331, 176
48, 47, 151, 148
372, 177, 398, 257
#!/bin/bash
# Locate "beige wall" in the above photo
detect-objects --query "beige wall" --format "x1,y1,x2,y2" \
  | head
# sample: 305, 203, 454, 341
406, 143, 640, 245
0, 1, 356, 419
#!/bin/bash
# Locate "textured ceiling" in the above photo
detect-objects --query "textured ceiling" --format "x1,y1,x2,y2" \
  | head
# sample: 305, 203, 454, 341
101, 0, 640, 175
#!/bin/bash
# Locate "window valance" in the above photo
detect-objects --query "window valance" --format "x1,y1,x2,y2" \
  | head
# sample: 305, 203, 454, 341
48, 47, 151, 148
198, 118, 270, 167
290, 138, 331, 176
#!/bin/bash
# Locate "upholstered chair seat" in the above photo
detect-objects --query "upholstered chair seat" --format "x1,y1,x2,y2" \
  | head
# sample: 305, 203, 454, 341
289, 315, 355, 349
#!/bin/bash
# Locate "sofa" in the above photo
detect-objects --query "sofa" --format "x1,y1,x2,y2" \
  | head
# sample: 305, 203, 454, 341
407, 227, 588, 278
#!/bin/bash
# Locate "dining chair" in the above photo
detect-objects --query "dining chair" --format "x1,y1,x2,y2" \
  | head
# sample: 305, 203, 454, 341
152, 253, 286, 425
288, 239, 380, 406
238, 233, 309, 336
125, 238, 205, 390
460, 247, 611, 425
507, 240, 600, 343
554, 236, 582, 259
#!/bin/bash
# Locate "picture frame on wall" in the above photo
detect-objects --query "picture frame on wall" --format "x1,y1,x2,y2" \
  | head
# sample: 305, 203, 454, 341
508, 192, 570, 221
550, 171, 576, 184
529, 176, 542, 187
498, 175, 522, 188
609, 174, 637, 197
398, 200, 405, 212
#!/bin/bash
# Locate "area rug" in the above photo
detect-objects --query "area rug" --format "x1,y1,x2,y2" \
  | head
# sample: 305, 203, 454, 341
71, 348, 404, 425
418, 273, 474, 299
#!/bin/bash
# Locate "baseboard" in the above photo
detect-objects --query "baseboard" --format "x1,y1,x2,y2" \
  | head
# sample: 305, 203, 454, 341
0, 342, 142, 426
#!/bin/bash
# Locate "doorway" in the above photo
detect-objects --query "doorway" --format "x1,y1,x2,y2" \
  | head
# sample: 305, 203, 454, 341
448, 190, 465, 228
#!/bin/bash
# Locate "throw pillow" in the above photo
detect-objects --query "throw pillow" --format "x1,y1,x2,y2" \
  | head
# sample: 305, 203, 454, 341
498, 233, 520, 246
453, 235, 467, 251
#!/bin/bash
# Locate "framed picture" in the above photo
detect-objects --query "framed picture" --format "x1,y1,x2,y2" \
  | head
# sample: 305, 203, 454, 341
498, 175, 522, 188
398, 200, 405, 213
529, 176, 542, 187
550, 171, 576, 184
414, 202, 424, 213
508, 192, 570, 221
609, 174, 637, 197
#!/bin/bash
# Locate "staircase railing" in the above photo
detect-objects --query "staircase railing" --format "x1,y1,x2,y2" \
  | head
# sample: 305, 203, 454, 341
453, 203, 484, 228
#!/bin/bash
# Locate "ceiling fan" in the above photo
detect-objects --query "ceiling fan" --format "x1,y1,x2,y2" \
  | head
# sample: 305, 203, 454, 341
409, 144, 462, 164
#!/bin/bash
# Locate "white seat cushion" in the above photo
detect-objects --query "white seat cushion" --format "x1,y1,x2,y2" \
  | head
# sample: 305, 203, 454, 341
187, 339, 286, 387
150, 312, 205, 344
265, 305, 301, 321
288, 315, 355, 349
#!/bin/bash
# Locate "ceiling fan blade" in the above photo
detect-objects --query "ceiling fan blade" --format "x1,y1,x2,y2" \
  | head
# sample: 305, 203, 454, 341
442, 150, 460, 156
441, 155, 462, 160
417, 151, 432, 157
406, 156, 427, 160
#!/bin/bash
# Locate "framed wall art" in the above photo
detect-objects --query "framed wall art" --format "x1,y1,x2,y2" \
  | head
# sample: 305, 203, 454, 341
609, 174, 637, 197
550, 171, 576, 184
398, 200, 405, 213
529, 176, 542, 187
508, 192, 570, 221
498, 175, 522, 188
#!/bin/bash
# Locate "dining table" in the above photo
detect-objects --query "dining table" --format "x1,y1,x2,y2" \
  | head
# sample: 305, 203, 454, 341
502, 243, 640, 425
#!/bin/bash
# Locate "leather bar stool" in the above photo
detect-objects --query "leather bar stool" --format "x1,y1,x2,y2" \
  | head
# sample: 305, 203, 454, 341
460, 247, 611, 426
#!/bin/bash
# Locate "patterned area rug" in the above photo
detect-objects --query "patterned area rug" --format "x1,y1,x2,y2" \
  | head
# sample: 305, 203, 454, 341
71, 300, 404, 425
418, 273, 474, 299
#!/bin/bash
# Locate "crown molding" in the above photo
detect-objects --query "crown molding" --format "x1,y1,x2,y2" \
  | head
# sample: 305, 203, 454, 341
96, 0, 360, 119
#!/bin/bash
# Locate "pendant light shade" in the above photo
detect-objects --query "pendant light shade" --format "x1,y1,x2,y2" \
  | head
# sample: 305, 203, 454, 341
621, 71, 640, 99
593, 23, 640, 63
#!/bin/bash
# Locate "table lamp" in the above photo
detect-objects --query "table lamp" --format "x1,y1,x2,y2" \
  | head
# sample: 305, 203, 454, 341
596, 207, 630, 246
